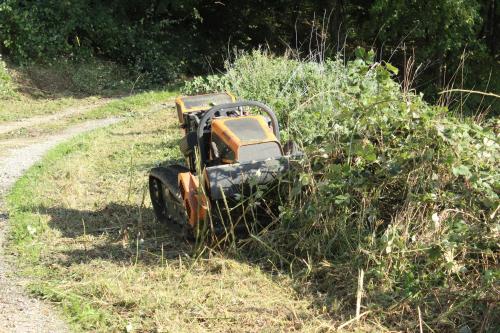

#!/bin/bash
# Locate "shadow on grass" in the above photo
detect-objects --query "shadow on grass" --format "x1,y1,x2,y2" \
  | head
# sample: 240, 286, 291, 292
36, 199, 363, 326
39, 202, 192, 267
109, 128, 167, 137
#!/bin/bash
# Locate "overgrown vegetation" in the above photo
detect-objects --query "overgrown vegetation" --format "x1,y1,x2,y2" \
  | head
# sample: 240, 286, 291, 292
11, 59, 138, 97
184, 51, 500, 332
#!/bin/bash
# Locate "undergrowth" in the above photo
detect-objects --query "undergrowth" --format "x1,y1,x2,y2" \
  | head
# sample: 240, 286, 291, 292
184, 51, 500, 332
15, 58, 141, 97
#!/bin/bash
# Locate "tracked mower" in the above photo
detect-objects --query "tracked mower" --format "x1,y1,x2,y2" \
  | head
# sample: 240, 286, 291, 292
149, 93, 299, 235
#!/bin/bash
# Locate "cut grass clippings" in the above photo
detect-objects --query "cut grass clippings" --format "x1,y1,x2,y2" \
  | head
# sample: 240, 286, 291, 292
6, 90, 340, 332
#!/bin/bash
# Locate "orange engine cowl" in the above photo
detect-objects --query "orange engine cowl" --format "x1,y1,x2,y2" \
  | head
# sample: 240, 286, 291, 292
178, 172, 207, 226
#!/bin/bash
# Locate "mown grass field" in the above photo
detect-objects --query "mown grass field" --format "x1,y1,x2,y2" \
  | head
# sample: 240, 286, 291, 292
5, 91, 354, 332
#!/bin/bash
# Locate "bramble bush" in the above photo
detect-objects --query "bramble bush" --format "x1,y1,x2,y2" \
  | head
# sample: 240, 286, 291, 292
184, 51, 499, 331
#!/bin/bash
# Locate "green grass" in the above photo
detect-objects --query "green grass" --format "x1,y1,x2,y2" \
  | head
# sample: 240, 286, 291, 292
0, 88, 179, 143
0, 96, 100, 123
6, 90, 345, 332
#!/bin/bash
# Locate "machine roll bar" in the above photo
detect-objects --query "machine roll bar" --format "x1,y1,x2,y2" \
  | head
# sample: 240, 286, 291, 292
197, 101, 280, 164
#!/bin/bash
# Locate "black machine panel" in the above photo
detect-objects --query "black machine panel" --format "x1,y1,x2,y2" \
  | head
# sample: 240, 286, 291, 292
223, 118, 269, 141
182, 93, 234, 110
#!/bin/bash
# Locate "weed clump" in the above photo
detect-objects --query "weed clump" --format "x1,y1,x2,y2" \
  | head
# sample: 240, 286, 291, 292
184, 51, 499, 331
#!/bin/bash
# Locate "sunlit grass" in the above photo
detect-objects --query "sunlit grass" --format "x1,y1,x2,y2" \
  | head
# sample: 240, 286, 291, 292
0, 96, 100, 123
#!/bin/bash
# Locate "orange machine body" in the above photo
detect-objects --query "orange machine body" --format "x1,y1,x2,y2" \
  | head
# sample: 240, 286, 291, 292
211, 115, 281, 163
178, 172, 208, 226
148, 93, 296, 233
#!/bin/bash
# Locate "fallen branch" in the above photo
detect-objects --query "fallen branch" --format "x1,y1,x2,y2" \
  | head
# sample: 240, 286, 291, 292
439, 89, 500, 99
337, 311, 371, 330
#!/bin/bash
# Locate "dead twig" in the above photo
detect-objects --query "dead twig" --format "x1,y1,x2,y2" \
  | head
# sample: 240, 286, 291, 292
337, 311, 371, 330
439, 89, 500, 99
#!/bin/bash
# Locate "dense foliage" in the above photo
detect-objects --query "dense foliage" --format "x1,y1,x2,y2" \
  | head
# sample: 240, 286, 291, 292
0, 0, 498, 109
184, 51, 500, 331
0, 0, 202, 82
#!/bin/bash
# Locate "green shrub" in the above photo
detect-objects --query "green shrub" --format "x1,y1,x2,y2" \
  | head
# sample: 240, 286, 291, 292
0, 54, 15, 98
183, 51, 499, 331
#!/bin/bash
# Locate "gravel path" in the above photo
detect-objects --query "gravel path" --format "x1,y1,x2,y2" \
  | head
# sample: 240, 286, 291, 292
0, 116, 121, 333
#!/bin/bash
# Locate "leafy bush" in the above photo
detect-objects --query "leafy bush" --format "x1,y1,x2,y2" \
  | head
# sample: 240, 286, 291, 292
183, 51, 499, 331
0, 54, 15, 98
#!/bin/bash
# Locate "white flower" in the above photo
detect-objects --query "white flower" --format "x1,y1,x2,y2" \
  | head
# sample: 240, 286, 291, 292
27, 225, 37, 236
432, 212, 440, 228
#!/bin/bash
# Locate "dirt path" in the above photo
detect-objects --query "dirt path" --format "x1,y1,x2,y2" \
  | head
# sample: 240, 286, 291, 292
0, 98, 114, 135
0, 116, 121, 332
